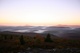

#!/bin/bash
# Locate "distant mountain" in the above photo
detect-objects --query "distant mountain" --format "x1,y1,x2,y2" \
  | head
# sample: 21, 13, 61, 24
0, 26, 80, 39
59, 28, 80, 39
0, 26, 71, 32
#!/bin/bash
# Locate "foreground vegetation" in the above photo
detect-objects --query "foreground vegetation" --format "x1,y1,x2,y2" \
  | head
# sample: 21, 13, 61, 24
0, 32, 80, 53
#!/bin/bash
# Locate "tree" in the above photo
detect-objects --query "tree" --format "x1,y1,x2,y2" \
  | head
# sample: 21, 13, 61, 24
19, 35, 25, 45
45, 33, 53, 42
10, 35, 13, 40
4, 35, 7, 40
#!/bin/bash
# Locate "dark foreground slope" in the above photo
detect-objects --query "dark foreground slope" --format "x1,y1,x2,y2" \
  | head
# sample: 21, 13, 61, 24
0, 31, 80, 53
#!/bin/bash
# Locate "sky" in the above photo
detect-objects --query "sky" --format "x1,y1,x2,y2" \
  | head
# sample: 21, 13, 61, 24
0, 0, 80, 26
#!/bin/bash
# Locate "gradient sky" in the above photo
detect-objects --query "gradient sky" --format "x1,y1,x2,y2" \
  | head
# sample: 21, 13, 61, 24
0, 0, 80, 26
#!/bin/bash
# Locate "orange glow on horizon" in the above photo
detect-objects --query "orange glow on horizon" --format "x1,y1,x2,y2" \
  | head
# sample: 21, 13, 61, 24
0, 0, 80, 26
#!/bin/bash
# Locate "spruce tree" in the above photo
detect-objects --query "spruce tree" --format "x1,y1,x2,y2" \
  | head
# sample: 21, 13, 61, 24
10, 35, 13, 40
19, 35, 25, 45
45, 33, 53, 42
4, 35, 7, 40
